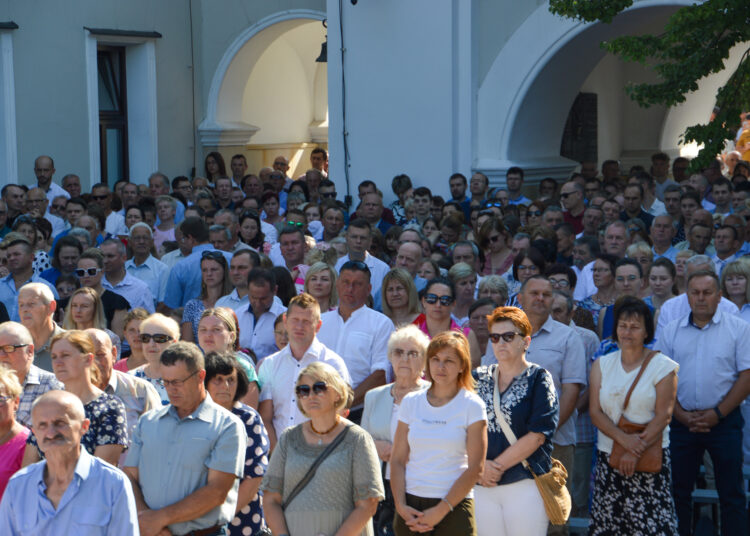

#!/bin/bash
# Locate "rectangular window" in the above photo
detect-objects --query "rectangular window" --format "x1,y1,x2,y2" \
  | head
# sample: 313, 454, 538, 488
97, 46, 128, 185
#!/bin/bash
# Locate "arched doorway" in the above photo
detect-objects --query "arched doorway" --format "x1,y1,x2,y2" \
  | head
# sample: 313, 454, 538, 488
199, 10, 327, 178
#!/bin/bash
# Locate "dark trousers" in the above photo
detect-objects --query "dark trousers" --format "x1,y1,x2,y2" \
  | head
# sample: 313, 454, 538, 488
670, 408, 746, 536
394, 494, 476, 536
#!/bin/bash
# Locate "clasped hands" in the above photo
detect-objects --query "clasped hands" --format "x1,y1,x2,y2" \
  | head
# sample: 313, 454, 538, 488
683, 409, 719, 433
616, 432, 650, 477
396, 500, 451, 533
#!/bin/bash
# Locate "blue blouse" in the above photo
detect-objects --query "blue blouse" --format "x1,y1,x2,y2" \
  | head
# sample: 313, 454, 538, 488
473, 364, 558, 485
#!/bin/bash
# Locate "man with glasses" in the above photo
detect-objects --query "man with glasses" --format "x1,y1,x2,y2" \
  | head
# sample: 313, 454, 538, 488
0, 320, 62, 426
26, 187, 65, 238
258, 293, 350, 449
89, 183, 128, 236
0, 239, 58, 322
124, 341, 246, 536
162, 217, 232, 311
334, 219, 390, 296
318, 179, 338, 203
318, 261, 394, 423
17, 283, 64, 373
126, 223, 169, 307
482, 275, 586, 522
560, 181, 586, 233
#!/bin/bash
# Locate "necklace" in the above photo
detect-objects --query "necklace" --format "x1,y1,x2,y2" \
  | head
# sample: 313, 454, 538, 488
310, 417, 340, 445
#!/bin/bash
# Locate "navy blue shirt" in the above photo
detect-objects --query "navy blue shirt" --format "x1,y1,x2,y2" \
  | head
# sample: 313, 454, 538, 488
473, 364, 558, 485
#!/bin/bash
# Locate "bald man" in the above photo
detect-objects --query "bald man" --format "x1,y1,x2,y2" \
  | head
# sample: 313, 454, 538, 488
33, 155, 69, 204
0, 391, 139, 535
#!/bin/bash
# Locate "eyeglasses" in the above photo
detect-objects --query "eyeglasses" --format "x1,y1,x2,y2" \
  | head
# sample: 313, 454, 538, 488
162, 369, 199, 388
0, 395, 13, 406
548, 277, 570, 288
517, 264, 539, 272
139, 333, 173, 344
423, 293, 455, 306
286, 221, 304, 228
90, 194, 108, 201
392, 348, 421, 360
74, 268, 101, 277
0, 344, 28, 354
51, 204, 66, 211
295, 381, 328, 398
489, 331, 522, 344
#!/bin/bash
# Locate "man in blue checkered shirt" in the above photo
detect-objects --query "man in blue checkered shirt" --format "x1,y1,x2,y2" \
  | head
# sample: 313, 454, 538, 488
0, 322, 62, 427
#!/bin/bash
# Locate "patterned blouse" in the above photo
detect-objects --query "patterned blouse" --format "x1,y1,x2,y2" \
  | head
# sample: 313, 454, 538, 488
472, 364, 558, 485
29, 393, 128, 457
183, 299, 207, 342
229, 404, 270, 536
132, 367, 170, 405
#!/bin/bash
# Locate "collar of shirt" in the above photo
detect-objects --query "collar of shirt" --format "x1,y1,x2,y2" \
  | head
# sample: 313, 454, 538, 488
278, 337, 326, 362
247, 297, 285, 317
685, 310, 723, 329
105, 370, 118, 394
37, 323, 64, 355
335, 304, 367, 323
532, 315, 555, 337
36, 448, 94, 493
125, 254, 158, 269
24, 364, 42, 387
158, 393, 216, 423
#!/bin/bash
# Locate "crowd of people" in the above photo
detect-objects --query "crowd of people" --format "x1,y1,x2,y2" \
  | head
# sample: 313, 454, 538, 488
0, 142, 749, 536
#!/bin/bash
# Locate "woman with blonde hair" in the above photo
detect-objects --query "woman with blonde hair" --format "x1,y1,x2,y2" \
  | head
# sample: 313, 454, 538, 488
391, 331, 488, 535
197, 307, 260, 408
62, 287, 107, 330
304, 261, 338, 312
0, 366, 29, 498
721, 258, 750, 322
23, 330, 128, 467
382, 268, 421, 327
362, 326, 431, 535
133, 313, 180, 405
262, 362, 384, 536
182, 250, 233, 341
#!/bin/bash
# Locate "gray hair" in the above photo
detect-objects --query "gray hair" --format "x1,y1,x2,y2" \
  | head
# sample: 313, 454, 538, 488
386, 325, 430, 364
129, 222, 153, 238
686, 254, 715, 272
215, 208, 238, 223
209, 225, 232, 241
101, 238, 127, 256
68, 227, 92, 247
552, 290, 574, 313
19, 282, 55, 305
0, 321, 33, 345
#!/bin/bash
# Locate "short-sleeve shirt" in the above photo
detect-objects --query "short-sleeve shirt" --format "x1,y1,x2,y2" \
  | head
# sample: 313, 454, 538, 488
124, 394, 246, 535
398, 388, 486, 499
597, 351, 678, 454
473, 364, 558, 485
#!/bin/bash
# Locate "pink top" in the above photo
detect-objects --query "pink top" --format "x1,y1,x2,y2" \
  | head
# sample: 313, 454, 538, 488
113, 358, 130, 373
0, 427, 30, 498
412, 313, 471, 339
153, 226, 176, 251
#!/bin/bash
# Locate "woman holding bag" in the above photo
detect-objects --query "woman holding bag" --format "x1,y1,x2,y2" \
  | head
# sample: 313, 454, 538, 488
589, 296, 678, 535
472, 306, 560, 536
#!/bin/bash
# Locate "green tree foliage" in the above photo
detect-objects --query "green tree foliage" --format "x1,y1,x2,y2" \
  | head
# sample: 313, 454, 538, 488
549, 0, 750, 170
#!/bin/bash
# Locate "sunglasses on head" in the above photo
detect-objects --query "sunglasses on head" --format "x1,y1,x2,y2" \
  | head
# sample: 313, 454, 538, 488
286, 221, 304, 228
75, 268, 100, 277
201, 250, 224, 261
488, 331, 522, 344
295, 381, 328, 398
423, 293, 454, 306
139, 333, 172, 344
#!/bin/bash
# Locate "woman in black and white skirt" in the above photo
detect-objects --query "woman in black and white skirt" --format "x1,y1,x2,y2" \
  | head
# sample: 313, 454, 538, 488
588, 296, 679, 535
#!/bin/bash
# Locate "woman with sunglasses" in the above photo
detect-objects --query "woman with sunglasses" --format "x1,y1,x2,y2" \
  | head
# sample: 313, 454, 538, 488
204, 352, 270, 536
362, 326, 430, 536
526, 201, 547, 228
414, 278, 482, 367
71, 249, 129, 336
133, 313, 180, 405
472, 307, 559, 536
262, 362, 384, 536
478, 219, 513, 276
197, 307, 260, 408
23, 331, 128, 468
181, 251, 233, 342
391, 331, 487, 536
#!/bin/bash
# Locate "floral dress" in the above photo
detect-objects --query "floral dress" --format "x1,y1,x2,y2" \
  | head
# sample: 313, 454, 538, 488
132, 367, 170, 405
183, 298, 206, 342
28, 393, 128, 457
228, 404, 270, 536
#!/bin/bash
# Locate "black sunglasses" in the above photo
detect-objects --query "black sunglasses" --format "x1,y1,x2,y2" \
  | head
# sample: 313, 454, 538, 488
201, 250, 225, 261
320, 192, 337, 198
527, 210, 543, 217
74, 268, 100, 277
90, 194, 108, 201
423, 293, 454, 306
139, 333, 173, 344
488, 331, 522, 344
295, 381, 328, 398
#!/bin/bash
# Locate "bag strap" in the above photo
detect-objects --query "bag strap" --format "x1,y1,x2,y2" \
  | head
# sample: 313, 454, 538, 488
492, 366, 532, 472
621, 350, 658, 412
282, 425, 350, 509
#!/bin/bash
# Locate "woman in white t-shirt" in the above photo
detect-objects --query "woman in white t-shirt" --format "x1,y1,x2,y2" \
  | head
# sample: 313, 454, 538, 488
390, 331, 487, 536
589, 296, 678, 535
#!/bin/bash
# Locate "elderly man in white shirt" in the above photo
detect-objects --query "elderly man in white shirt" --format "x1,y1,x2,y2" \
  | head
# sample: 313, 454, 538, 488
655, 254, 739, 340
334, 218, 390, 296
235, 268, 286, 362
317, 260, 394, 423
100, 238, 155, 313
125, 223, 169, 307
258, 293, 350, 450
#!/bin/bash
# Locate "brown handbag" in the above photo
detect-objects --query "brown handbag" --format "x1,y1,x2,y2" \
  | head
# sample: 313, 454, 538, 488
608, 350, 663, 473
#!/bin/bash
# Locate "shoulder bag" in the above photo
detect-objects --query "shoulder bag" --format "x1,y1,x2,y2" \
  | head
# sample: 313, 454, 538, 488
492, 367, 571, 525
608, 350, 662, 473
254, 425, 351, 536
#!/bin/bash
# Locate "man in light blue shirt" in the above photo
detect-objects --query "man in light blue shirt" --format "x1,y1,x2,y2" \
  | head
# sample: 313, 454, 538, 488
656, 270, 750, 535
125, 222, 169, 305
161, 217, 232, 310
215, 249, 261, 310
0, 238, 58, 321
124, 342, 245, 536
0, 390, 138, 535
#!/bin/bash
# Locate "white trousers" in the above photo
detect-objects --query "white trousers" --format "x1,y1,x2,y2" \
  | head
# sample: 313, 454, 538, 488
474, 478, 549, 536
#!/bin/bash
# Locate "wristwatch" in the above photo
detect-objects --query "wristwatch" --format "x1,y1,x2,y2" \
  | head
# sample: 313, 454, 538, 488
713, 406, 725, 420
